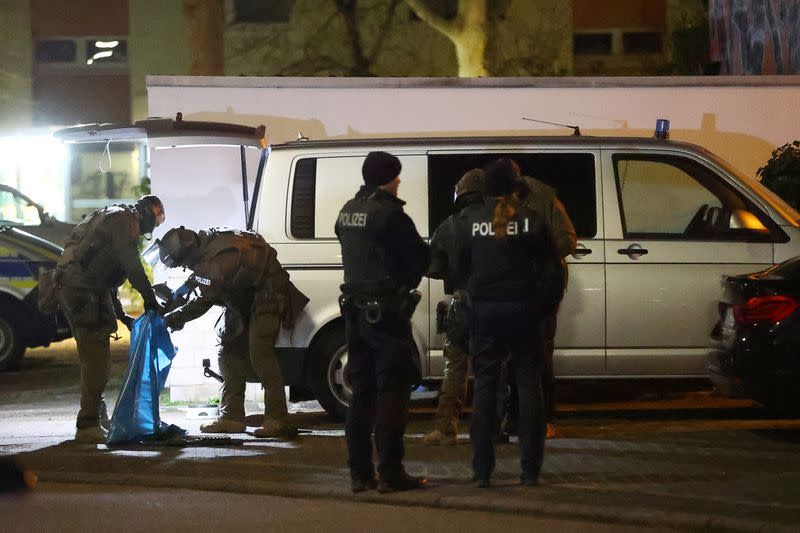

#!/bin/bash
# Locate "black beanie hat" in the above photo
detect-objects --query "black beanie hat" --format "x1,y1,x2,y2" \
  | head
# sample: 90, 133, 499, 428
362, 151, 401, 188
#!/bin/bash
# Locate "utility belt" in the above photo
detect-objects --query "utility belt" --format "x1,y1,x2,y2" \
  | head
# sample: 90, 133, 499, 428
435, 290, 471, 334
339, 288, 421, 324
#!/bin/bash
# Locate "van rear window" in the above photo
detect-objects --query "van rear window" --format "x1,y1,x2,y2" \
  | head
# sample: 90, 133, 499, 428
428, 153, 598, 238
290, 158, 317, 238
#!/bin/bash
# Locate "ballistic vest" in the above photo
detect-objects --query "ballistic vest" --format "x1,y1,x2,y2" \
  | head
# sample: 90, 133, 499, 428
335, 187, 405, 294
458, 198, 557, 301
57, 205, 139, 289
191, 228, 285, 295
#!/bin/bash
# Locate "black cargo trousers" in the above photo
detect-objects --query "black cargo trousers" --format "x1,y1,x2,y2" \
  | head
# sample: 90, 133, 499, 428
343, 304, 420, 484
470, 299, 546, 481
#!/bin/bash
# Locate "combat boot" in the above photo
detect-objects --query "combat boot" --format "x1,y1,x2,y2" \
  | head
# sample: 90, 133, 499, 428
253, 419, 298, 439
351, 476, 378, 494
99, 401, 111, 431
423, 429, 457, 446
199, 418, 246, 434
74, 425, 108, 444
377, 471, 427, 493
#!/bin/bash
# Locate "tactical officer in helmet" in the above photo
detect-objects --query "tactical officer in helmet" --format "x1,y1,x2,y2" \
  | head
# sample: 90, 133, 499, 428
454, 159, 564, 487
157, 226, 308, 439
335, 151, 430, 494
56, 195, 165, 444
424, 168, 485, 447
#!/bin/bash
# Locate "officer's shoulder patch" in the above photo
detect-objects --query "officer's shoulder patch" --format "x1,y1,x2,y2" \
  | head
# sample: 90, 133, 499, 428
192, 275, 212, 286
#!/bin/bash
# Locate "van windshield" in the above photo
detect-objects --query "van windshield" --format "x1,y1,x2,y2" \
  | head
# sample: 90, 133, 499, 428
708, 153, 800, 226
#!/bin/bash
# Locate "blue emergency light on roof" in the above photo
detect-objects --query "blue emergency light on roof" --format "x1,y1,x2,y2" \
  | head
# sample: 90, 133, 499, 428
654, 118, 670, 140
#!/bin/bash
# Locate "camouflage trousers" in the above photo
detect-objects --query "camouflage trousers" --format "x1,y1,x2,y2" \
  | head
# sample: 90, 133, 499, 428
217, 310, 287, 424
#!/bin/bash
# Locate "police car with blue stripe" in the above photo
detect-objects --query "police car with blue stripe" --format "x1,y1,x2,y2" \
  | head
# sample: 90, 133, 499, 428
0, 226, 70, 371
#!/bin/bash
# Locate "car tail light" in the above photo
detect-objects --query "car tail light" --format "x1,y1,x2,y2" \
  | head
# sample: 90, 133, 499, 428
733, 295, 799, 324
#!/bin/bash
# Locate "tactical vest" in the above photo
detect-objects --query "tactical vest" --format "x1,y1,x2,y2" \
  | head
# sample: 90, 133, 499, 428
459, 198, 553, 301
57, 205, 137, 289
193, 228, 281, 291
336, 188, 401, 294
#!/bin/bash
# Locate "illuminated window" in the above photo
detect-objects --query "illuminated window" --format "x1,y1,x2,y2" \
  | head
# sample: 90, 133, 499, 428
85, 39, 128, 65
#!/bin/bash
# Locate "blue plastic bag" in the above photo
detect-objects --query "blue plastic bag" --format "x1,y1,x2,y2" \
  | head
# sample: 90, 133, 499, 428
107, 311, 184, 444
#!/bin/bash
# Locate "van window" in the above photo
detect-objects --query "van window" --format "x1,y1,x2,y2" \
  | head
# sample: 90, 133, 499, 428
613, 154, 776, 240
428, 153, 597, 238
290, 155, 428, 239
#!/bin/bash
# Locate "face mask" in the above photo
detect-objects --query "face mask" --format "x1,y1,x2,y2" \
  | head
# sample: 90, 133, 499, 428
139, 213, 156, 238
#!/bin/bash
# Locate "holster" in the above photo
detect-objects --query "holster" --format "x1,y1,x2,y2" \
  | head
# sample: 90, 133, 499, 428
435, 300, 449, 334
339, 288, 421, 325
37, 269, 62, 314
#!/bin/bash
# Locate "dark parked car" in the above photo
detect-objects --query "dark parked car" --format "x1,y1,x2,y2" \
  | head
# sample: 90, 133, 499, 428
0, 226, 71, 371
0, 185, 75, 246
709, 257, 800, 414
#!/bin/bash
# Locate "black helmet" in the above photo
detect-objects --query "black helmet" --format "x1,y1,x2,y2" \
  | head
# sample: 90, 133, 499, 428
158, 226, 199, 268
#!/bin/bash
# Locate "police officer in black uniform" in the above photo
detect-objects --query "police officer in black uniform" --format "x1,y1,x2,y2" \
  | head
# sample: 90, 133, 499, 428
335, 151, 430, 494
454, 159, 563, 487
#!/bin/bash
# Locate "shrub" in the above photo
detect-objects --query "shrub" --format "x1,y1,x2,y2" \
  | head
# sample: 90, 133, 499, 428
757, 141, 800, 212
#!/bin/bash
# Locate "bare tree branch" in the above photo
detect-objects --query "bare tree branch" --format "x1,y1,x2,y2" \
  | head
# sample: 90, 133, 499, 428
405, 0, 459, 37
368, 0, 402, 64
333, 0, 371, 75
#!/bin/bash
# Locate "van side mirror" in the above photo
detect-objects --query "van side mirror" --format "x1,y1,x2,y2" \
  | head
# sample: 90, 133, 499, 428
729, 209, 768, 232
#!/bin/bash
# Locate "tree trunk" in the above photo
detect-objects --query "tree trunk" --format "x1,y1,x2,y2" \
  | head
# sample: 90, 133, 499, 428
181, 0, 225, 76
405, 0, 489, 77
455, 26, 488, 77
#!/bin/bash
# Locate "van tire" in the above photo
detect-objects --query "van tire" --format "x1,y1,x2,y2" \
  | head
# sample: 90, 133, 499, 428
0, 314, 25, 371
309, 326, 350, 421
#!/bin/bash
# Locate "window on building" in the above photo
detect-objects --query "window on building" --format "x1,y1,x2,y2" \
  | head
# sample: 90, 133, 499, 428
573, 33, 613, 55
622, 32, 662, 54
35, 40, 77, 63
233, 0, 293, 23
85, 39, 128, 65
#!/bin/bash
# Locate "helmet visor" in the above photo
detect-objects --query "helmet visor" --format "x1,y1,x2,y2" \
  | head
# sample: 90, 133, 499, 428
141, 239, 172, 275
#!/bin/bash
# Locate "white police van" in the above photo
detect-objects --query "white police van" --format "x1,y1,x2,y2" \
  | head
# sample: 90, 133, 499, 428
255, 128, 800, 419
55, 118, 800, 419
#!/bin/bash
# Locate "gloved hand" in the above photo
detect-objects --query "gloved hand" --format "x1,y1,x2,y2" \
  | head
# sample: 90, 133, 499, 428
144, 299, 166, 316
163, 312, 184, 332
120, 315, 135, 331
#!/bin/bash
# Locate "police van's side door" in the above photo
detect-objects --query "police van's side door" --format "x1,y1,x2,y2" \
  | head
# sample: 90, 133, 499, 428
426, 149, 606, 378
602, 148, 780, 376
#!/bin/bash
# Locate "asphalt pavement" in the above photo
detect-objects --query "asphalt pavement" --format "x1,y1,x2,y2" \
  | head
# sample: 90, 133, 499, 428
2, 337, 800, 532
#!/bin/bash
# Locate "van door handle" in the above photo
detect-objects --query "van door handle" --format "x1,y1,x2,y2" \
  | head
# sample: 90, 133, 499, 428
572, 245, 592, 258
617, 244, 648, 258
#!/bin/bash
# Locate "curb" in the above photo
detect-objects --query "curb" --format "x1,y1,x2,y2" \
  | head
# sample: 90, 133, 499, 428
39, 470, 787, 532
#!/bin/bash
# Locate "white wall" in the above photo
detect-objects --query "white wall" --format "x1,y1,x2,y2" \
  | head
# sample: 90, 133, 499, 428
148, 76, 800, 180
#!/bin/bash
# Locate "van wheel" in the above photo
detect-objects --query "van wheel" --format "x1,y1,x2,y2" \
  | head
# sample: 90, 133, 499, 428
309, 327, 350, 421
0, 314, 25, 371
